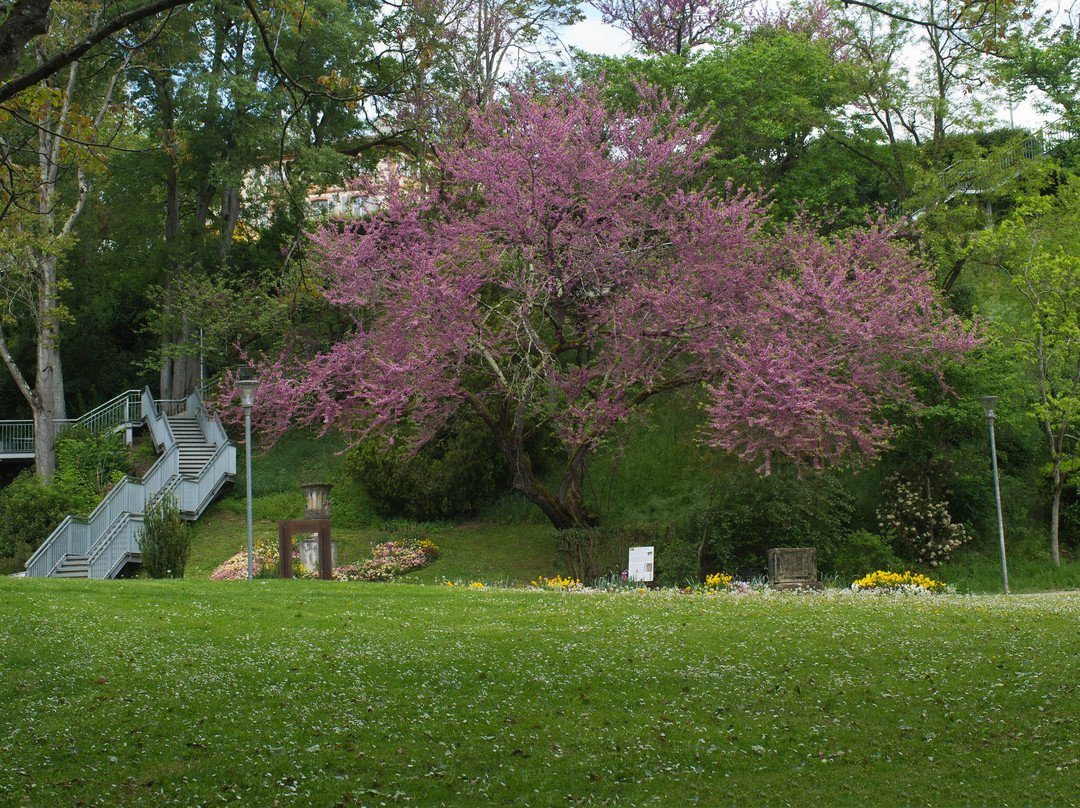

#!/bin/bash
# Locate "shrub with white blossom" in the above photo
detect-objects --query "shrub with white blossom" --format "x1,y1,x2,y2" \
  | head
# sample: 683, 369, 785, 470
877, 478, 969, 567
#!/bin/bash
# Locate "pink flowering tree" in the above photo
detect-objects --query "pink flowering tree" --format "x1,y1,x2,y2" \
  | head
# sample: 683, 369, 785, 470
242, 82, 976, 530
592, 0, 756, 55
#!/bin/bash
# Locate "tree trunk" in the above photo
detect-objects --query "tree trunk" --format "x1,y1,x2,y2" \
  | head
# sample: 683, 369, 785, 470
1050, 459, 1062, 567
38, 252, 66, 421
472, 396, 597, 530
32, 398, 57, 478
160, 316, 199, 400
498, 435, 597, 530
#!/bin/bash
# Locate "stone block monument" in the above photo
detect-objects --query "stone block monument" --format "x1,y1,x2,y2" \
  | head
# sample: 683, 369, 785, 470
767, 548, 824, 590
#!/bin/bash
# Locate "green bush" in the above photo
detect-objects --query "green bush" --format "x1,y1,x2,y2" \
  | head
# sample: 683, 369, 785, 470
650, 521, 699, 586
0, 471, 80, 560
54, 426, 131, 512
138, 494, 191, 578
697, 465, 854, 574
819, 529, 902, 580
346, 416, 505, 521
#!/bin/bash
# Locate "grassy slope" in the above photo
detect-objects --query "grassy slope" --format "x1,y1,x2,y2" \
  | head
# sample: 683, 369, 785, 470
187, 424, 1080, 592
188, 501, 557, 585
191, 426, 561, 584
3, 579, 1079, 807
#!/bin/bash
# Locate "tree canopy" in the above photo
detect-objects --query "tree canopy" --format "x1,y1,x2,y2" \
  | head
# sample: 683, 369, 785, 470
242, 82, 977, 530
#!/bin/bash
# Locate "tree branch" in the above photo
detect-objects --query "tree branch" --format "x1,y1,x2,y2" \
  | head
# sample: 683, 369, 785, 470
0, 0, 195, 105
0, 0, 51, 86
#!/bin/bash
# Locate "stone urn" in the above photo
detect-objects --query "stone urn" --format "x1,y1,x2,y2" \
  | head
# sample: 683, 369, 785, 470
298, 482, 336, 574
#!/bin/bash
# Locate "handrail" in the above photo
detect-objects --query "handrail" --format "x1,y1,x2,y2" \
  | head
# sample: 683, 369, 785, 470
23, 386, 234, 578
0, 390, 141, 456
58, 389, 142, 436
143, 387, 175, 452
190, 388, 229, 448
24, 444, 180, 577
178, 442, 236, 517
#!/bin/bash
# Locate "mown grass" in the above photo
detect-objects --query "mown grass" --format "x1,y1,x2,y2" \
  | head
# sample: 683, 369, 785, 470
2, 579, 1079, 807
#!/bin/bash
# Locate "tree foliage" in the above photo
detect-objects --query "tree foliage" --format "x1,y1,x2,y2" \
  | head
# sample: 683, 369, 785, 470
974, 176, 1080, 565
241, 82, 976, 530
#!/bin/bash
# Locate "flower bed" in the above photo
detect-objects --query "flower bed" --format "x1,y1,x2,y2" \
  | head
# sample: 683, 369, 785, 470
333, 538, 439, 582
530, 574, 586, 592
851, 570, 945, 594
210, 534, 439, 582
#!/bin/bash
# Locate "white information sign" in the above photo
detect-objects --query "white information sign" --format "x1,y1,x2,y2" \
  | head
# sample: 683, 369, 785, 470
628, 546, 655, 583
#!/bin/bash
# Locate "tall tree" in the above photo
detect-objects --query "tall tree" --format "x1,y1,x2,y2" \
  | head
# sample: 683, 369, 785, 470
975, 177, 1080, 566
0, 0, 195, 101
242, 82, 976, 530
591, 0, 752, 55
998, 5, 1080, 127
0, 4, 131, 477
131, 0, 410, 398
575, 13, 861, 218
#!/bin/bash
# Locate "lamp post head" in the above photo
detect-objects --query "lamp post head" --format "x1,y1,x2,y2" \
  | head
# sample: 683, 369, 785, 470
980, 395, 999, 420
237, 369, 260, 410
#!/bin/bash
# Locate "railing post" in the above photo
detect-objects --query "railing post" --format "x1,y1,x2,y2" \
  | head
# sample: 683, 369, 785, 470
123, 397, 132, 446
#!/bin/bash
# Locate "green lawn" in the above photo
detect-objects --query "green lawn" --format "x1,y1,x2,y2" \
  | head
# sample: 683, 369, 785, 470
2, 579, 1079, 807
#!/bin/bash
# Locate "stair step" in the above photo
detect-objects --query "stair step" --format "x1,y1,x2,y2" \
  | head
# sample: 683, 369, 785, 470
167, 416, 216, 478
54, 554, 89, 578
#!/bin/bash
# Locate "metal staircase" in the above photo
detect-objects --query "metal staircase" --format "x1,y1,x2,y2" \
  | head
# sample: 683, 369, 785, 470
21, 387, 236, 579
169, 416, 218, 478
888, 119, 1078, 221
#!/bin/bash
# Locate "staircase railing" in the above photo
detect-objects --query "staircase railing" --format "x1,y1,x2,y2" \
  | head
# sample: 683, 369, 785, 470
63, 390, 143, 438
889, 118, 1078, 221
23, 386, 234, 578
0, 421, 33, 455
0, 390, 143, 457
144, 387, 176, 452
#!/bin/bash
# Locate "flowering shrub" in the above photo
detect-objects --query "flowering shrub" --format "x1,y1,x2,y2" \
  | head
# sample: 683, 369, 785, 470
852, 570, 945, 594
210, 535, 283, 580
211, 533, 439, 582
531, 575, 586, 592
333, 538, 439, 582
877, 478, 969, 567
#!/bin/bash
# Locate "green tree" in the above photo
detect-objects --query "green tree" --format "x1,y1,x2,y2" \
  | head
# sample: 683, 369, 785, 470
0, 2, 133, 476
576, 19, 866, 218
974, 176, 1080, 565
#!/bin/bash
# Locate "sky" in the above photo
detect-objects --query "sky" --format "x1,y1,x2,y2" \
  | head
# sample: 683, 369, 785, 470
560, 5, 634, 57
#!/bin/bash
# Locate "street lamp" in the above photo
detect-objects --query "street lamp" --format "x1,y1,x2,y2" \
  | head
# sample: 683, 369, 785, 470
237, 368, 260, 580
980, 396, 1009, 595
